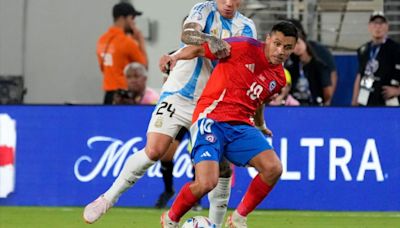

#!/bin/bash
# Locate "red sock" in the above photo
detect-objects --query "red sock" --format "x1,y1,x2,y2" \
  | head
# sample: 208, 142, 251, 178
168, 182, 199, 222
237, 174, 273, 217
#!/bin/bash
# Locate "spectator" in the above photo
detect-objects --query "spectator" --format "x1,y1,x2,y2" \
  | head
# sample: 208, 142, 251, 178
352, 11, 400, 106
113, 62, 159, 105
269, 69, 300, 106
286, 32, 333, 105
97, 2, 147, 104
287, 19, 338, 97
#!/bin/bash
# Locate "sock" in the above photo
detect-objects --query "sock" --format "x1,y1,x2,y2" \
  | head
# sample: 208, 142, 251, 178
160, 161, 174, 193
208, 177, 231, 227
236, 174, 273, 217
103, 149, 155, 204
168, 182, 199, 222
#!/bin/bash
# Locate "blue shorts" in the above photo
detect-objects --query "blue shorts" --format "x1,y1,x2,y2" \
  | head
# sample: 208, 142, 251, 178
190, 118, 273, 167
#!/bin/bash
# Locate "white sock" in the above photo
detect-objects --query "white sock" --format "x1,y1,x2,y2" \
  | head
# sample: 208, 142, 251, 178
103, 149, 155, 204
208, 177, 231, 228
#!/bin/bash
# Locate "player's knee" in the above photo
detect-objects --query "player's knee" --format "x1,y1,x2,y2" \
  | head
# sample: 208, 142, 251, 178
268, 161, 283, 179
196, 178, 218, 195
219, 162, 232, 178
145, 146, 165, 161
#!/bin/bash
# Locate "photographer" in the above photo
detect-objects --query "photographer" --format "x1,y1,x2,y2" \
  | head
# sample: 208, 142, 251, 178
352, 11, 400, 106
113, 62, 159, 105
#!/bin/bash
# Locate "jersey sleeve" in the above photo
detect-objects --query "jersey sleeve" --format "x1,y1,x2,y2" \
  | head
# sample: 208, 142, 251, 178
184, 2, 213, 31
242, 20, 258, 39
202, 43, 217, 60
125, 39, 147, 66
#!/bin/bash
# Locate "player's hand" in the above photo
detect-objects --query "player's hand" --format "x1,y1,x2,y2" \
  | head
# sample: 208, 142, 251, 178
256, 123, 273, 137
208, 37, 231, 59
382, 86, 400, 100
159, 55, 177, 73
261, 127, 273, 137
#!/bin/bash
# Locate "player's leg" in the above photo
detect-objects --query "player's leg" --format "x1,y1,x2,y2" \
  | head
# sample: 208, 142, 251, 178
224, 125, 282, 228
230, 149, 281, 225
208, 158, 232, 228
84, 96, 182, 224
163, 118, 225, 224
156, 128, 187, 208
83, 133, 173, 224
166, 160, 219, 224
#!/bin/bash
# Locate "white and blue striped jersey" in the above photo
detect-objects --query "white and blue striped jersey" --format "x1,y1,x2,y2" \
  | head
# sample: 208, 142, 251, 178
160, 0, 257, 103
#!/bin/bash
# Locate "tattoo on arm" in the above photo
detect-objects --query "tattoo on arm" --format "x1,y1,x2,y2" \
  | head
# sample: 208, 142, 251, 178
181, 22, 228, 56
181, 22, 208, 45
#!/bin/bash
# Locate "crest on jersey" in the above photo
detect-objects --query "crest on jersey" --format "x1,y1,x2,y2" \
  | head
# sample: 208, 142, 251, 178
269, 80, 277, 92
245, 63, 255, 73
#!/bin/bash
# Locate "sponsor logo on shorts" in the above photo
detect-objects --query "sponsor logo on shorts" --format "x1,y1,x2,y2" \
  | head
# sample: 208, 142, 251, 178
200, 151, 212, 158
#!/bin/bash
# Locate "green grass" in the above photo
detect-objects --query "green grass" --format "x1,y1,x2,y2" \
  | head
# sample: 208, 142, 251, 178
0, 206, 399, 228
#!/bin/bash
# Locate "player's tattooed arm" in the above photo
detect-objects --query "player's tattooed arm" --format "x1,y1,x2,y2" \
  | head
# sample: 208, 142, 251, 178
181, 22, 230, 59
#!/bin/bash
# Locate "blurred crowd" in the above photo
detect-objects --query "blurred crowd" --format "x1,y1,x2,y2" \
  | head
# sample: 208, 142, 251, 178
97, 1, 399, 108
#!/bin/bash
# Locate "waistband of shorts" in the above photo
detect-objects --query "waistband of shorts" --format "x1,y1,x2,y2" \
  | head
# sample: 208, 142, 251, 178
224, 121, 250, 126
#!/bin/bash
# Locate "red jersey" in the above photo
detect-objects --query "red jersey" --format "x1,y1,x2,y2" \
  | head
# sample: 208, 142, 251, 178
192, 37, 286, 125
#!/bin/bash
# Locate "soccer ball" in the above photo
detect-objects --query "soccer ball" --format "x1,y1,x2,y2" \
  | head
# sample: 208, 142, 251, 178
181, 216, 216, 228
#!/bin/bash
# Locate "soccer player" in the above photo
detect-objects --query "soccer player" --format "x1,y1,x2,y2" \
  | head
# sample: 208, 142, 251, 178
83, 1, 256, 226
159, 21, 298, 228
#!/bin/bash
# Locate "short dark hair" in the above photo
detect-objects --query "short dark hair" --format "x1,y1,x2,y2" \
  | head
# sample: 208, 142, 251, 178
286, 18, 306, 40
270, 21, 298, 40
113, 2, 142, 21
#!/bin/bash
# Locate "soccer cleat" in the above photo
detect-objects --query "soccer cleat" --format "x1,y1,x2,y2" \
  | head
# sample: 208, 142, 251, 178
155, 191, 175, 209
160, 211, 179, 228
83, 195, 112, 224
225, 211, 247, 228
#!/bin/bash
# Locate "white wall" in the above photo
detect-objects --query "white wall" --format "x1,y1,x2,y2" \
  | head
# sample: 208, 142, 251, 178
0, 0, 199, 104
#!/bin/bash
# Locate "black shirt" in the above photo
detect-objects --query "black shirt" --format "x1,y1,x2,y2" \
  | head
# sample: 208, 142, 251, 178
286, 55, 331, 105
357, 38, 400, 106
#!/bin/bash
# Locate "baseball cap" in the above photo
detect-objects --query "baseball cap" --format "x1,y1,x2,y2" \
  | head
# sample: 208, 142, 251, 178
369, 11, 387, 23
113, 2, 142, 19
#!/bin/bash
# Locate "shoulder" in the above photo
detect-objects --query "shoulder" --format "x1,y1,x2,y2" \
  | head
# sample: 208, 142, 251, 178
236, 12, 255, 26
385, 38, 400, 50
224, 36, 261, 47
190, 1, 215, 13
357, 42, 370, 56
309, 41, 331, 56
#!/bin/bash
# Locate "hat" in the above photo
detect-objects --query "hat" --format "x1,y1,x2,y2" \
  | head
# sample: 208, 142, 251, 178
113, 2, 142, 19
369, 11, 387, 23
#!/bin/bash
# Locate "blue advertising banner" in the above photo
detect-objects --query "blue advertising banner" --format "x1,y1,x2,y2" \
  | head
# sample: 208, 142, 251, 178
0, 106, 398, 211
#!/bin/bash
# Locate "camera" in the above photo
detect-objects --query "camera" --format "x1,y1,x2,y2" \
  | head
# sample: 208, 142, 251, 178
116, 89, 133, 99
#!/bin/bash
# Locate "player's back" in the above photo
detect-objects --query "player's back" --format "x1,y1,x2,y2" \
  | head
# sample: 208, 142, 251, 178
161, 1, 257, 103
194, 37, 286, 125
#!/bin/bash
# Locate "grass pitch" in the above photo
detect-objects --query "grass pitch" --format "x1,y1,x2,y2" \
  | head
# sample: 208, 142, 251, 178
0, 206, 399, 228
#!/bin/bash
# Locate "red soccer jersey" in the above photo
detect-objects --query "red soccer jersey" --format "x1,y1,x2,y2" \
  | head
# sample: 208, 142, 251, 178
192, 37, 286, 125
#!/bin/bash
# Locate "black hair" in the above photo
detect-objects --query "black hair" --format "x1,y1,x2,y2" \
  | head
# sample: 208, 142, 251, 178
270, 21, 299, 40
286, 18, 307, 40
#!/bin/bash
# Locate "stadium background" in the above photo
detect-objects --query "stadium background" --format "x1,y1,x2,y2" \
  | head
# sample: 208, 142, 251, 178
0, 0, 399, 227
0, 0, 399, 104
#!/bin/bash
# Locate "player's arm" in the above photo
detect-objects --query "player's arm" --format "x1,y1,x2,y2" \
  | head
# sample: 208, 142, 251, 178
182, 22, 230, 59
254, 105, 273, 137
159, 45, 205, 73
159, 39, 230, 73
